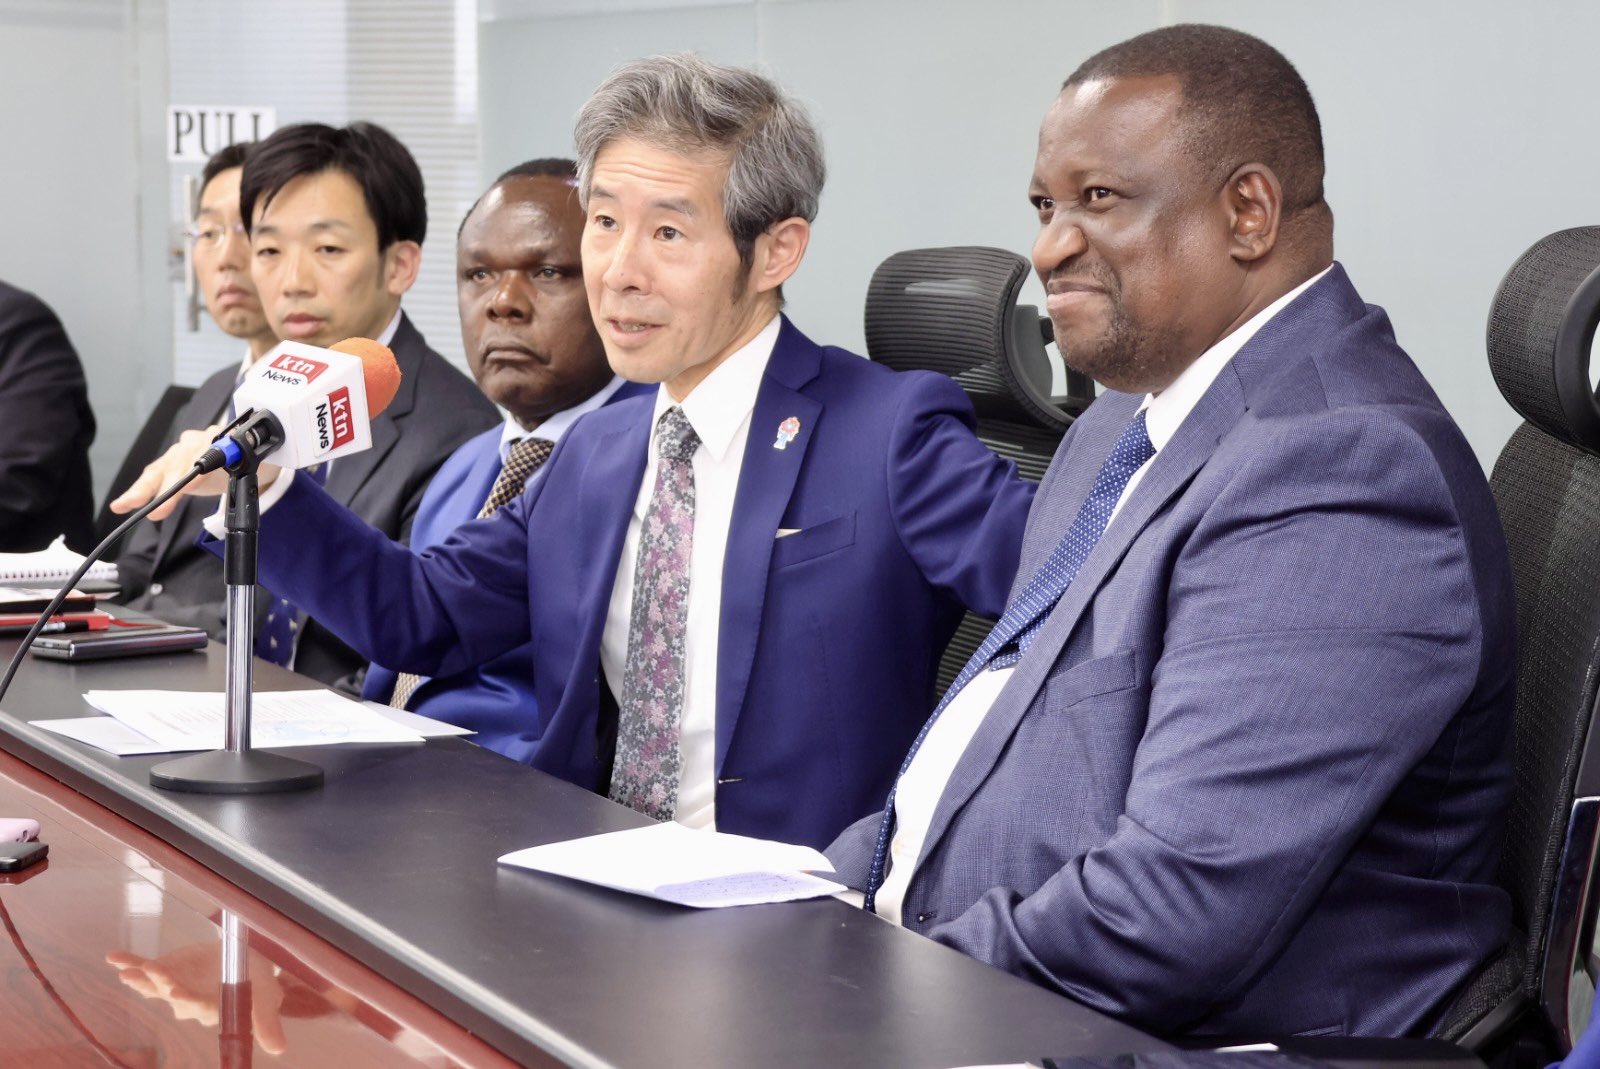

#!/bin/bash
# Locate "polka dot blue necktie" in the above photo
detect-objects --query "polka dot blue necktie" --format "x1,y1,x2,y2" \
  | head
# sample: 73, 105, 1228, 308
863, 408, 1155, 911
254, 463, 328, 667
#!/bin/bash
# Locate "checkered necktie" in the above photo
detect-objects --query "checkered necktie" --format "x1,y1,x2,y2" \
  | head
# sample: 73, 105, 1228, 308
863, 409, 1155, 911
608, 406, 699, 821
254, 463, 328, 667
389, 436, 553, 709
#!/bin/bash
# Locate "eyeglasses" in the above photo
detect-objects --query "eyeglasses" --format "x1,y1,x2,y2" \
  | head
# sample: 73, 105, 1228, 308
186, 220, 247, 249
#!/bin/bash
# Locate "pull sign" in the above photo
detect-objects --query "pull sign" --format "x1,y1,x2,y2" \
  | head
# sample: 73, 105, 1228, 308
167, 106, 277, 162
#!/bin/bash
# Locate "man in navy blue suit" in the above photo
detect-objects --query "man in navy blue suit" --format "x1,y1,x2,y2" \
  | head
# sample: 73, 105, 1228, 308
117, 54, 1035, 849
362, 159, 649, 758
826, 25, 1515, 1038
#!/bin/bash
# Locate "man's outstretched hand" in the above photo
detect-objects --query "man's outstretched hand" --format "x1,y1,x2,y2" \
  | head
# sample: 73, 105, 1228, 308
109, 424, 280, 522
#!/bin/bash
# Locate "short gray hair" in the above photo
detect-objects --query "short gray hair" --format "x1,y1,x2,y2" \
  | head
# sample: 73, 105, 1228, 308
574, 53, 826, 270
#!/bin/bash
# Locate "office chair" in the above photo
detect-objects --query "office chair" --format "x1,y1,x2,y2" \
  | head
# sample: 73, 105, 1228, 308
1421, 226, 1600, 1066
94, 383, 195, 553
864, 245, 1095, 691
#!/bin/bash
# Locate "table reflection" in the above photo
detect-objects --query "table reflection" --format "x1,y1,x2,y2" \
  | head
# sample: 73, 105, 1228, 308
0, 748, 517, 1068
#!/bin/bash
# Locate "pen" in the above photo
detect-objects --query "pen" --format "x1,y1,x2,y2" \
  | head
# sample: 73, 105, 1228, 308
36, 621, 92, 635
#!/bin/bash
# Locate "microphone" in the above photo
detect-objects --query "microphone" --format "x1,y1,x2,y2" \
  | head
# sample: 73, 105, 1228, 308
219, 338, 402, 469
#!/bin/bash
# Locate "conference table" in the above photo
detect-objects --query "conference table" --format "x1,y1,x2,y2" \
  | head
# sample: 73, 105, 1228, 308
0, 629, 1169, 1067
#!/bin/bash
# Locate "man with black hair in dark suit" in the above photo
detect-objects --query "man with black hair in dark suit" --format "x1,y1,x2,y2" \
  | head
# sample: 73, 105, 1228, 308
115, 128, 496, 687
0, 280, 95, 553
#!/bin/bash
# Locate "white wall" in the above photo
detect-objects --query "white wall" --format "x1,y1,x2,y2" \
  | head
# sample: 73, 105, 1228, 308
477, 0, 1598, 469
0, 0, 172, 500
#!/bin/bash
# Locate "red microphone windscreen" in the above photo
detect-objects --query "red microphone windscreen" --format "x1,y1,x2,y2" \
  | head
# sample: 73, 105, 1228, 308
332, 337, 402, 417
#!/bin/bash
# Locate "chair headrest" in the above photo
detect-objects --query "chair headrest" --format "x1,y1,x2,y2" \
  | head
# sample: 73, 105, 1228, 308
864, 246, 1090, 430
1489, 226, 1600, 455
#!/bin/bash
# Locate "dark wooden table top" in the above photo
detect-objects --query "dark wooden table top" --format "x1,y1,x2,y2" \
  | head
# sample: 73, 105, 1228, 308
0, 632, 1168, 1068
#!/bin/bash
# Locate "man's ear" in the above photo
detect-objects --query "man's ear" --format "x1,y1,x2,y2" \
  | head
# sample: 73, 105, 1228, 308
1225, 164, 1281, 265
751, 217, 810, 295
383, 240, 423, 296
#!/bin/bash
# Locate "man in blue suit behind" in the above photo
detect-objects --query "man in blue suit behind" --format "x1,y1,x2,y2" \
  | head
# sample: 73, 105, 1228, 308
825, 25, 1516, 1038
362, 158, 650, 758
118, 54, 1035, 850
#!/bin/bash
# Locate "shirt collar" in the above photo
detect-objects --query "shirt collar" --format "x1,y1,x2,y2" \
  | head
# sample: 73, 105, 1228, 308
652, 314, 781, 463
1140, 265, 1331, 452
498, 375, 627, 462
374, 308, 403, 348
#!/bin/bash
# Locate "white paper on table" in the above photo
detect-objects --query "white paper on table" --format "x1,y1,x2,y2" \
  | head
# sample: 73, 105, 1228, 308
361, 701, 476, 737
33, 716, 181, 755
82, 689, 425, 750
497, 821, 847, 908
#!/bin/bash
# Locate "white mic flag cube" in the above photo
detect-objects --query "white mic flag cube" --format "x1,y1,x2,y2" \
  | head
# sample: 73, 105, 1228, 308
233, 341, 375, 469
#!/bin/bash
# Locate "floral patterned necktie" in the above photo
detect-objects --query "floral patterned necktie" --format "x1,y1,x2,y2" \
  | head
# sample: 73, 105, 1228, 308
609, 406, 700, 820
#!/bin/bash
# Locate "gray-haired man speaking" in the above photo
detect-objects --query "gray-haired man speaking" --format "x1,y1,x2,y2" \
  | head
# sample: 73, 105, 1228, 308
115, 53, 1035, 847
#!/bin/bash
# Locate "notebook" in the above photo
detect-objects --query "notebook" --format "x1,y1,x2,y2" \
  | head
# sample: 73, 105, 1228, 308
0, 537, 117, 586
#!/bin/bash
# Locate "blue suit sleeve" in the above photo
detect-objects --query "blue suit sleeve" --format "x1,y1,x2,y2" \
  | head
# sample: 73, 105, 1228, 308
200, 446, 552, 680
925, 409, 1501, 1028
886, 373, 1036, 618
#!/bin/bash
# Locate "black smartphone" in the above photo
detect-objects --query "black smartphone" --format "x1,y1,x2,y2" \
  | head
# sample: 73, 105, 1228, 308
29, 624, 207, 661
0, 840, 46, 872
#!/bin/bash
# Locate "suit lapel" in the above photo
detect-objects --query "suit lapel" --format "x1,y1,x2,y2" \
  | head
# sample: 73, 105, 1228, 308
1008, 393, 1140, 600
575, 412, 651, 642
914, 356, 1248, 871
327, 409, 399, 505
325, 315, 422, 507
465, 437, 505, 512
713, 319, 822, 773
154, 374, 234, 567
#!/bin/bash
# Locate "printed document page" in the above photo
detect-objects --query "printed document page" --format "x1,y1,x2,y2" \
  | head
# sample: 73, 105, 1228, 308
498, 821, 847, 907
82, 689, 425, 750
35, 700, 471, 755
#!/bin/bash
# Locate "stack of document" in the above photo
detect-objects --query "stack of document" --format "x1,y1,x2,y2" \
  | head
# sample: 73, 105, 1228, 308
499, 821, 847, 908
0, 586, 107, 635
32, 689, 470, 755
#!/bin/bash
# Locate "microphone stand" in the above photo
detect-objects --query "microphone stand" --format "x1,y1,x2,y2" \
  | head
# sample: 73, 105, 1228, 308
151, 418, 323, 793
218, 910, 254, 1069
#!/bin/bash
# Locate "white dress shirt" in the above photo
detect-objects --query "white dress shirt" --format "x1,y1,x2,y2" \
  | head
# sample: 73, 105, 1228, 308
495, 375, 626, 490
875, 267, 1332, 925
600, 314, 782, 831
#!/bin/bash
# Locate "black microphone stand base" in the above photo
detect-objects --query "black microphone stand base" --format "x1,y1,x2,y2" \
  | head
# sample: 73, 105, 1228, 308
149, 438, 324, 797
150, 749, 324, 795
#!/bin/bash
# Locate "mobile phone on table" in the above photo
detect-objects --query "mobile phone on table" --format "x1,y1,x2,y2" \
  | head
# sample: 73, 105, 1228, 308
0, 841, 47, 872
29, 623, 207, 661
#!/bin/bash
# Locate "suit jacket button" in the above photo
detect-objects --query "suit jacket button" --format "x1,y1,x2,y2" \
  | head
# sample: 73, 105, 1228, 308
149, 583, 163, 596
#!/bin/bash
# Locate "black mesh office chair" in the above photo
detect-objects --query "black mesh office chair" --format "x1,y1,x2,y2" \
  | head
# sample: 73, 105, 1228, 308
1423, 227, 1600, 1066
864, 246, 1095, 691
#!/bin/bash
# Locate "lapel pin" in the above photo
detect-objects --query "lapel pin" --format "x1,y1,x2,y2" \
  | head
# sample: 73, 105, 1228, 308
773, 416, 801, 451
